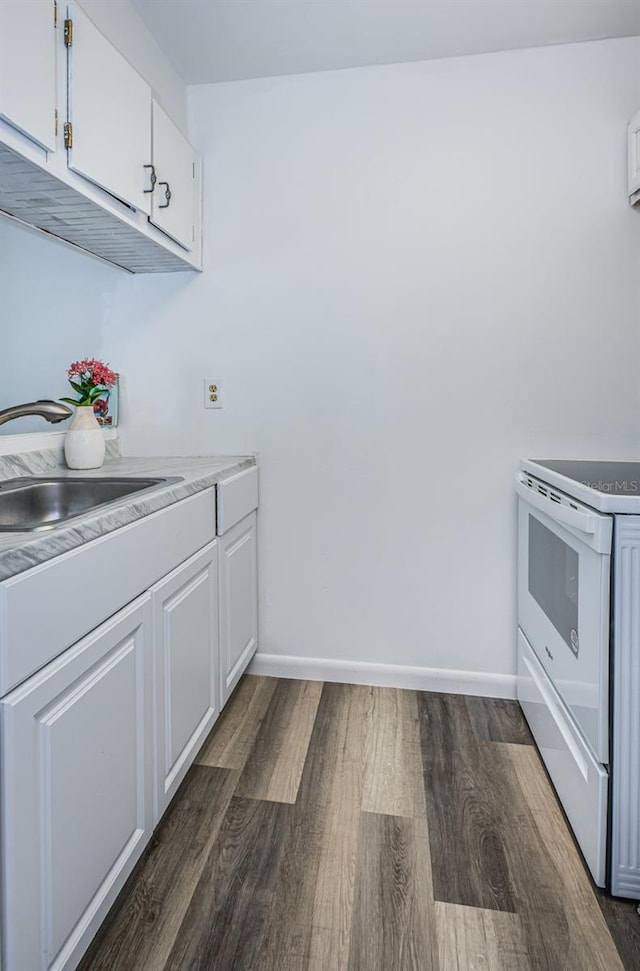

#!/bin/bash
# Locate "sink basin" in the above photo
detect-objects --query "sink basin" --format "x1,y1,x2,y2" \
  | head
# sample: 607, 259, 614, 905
0, 476, 183, 532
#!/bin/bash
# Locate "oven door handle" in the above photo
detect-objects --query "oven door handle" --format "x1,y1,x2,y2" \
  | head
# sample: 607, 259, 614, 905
515, 476, 597, 536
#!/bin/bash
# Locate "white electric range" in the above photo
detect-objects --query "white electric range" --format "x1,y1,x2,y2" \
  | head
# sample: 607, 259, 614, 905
516, 459, 640, 900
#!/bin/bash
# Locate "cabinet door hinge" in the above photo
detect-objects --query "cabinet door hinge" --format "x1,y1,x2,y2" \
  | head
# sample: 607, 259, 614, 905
64, 122, 73, 149
53, 0, 58, 27
64, 18, 73, 46
55, 109, 59, 136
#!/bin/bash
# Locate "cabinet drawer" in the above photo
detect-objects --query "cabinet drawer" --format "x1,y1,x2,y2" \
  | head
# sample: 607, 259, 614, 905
217, 467, 258, 535
0, 489, 216, 696
517, 627, 608, 886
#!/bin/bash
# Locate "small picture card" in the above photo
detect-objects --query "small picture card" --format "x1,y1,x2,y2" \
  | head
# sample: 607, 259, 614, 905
93, 377, 119, 427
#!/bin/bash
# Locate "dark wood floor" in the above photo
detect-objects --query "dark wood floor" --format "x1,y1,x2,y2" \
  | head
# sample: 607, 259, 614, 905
80, 677, 640, 971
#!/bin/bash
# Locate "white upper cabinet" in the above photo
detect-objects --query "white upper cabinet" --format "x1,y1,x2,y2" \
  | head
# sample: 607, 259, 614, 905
629, 109, 640, 203
150, 100, 198, 251
66, 2, 152, 214
0, 0, 202, 269
0, 0, 57, 151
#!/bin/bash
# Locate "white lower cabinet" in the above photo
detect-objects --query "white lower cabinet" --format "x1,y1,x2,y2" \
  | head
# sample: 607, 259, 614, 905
0, 475, 258, 970
0, 595, 153, 971
219, 511, 258, 707
152, 541, 219, 819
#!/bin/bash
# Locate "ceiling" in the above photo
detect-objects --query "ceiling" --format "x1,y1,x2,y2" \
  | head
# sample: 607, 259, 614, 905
131, 0, 640, 85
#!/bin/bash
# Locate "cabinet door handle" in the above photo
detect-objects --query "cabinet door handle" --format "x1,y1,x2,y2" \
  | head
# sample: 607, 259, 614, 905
158, 181, 172, 208
143, 164, 157, 193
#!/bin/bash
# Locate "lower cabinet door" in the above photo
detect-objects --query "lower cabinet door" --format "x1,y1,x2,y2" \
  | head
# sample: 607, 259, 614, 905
219, 511, 258, 707
152, 540, 219, 819
0, 594, 153, 971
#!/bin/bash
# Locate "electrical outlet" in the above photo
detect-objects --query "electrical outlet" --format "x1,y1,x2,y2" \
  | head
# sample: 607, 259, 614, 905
204, 379, 222, 409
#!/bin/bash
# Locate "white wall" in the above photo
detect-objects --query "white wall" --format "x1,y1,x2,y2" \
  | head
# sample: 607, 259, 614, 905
0, 219, 119, 434
3, 37, 638, 686
77, 0, 187, 132
105, 38, 640, 686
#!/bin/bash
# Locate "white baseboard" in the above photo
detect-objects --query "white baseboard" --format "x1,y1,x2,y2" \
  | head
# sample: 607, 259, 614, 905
248, 653, 516, 700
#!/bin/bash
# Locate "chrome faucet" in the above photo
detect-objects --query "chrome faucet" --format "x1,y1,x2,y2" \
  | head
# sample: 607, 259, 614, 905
0, 400, 73, 426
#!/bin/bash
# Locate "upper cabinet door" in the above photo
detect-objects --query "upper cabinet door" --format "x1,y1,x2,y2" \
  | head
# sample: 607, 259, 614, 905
150, 100, 197, 251
66, 3, 152, 214
629, 110, 640, 199
0, 0, 57, 151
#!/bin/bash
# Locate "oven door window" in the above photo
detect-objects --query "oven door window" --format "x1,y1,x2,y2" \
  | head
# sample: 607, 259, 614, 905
528, 515, 579, 654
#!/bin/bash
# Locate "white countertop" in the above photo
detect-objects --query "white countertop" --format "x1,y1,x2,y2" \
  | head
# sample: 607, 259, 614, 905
0, 445, 256, 581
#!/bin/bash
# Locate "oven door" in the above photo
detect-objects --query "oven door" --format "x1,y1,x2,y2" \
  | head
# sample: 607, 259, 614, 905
516, 473, 612, 763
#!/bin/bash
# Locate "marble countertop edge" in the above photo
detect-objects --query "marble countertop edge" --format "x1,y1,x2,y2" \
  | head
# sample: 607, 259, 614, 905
0, 448, 257, 581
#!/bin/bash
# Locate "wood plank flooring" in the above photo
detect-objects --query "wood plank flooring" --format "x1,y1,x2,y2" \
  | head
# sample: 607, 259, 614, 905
348, 812, 438, 971
80, 676, 639, 971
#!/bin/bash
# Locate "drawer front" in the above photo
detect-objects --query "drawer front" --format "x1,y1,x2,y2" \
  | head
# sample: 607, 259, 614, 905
217, 467, 258, 535
517, 627, 608, 886
0, 488, 216, 696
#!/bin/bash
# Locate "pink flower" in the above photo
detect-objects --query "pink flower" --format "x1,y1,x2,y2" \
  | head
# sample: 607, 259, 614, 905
67, 358, 118, 387
62, 358, 118, 408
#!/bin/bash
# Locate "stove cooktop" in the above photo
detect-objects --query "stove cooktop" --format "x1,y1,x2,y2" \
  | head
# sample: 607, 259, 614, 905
519, 458, 640, 513
533, 460, 640, 497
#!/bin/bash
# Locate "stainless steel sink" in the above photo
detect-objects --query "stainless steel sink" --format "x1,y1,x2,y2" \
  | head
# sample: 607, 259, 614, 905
0, 476, 183, 532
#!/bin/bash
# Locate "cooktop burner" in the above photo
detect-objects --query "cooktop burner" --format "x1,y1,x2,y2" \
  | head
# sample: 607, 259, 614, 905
534, 460, 640, 496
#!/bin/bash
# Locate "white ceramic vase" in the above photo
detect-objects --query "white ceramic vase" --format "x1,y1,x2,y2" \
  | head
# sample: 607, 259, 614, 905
64, 405, 105, 470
